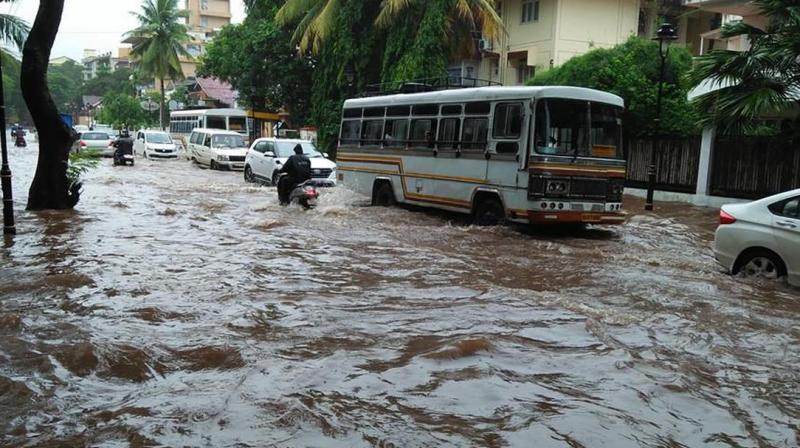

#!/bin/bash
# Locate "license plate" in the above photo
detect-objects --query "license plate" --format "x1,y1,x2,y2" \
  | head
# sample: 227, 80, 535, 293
123, 155, 134, 159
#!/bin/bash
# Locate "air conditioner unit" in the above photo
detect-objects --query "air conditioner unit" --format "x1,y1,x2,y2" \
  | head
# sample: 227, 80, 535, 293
478, 38, 493, 52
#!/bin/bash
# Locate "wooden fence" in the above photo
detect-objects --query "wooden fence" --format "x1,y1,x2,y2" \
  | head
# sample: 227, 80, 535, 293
625, 137, 701, 193
710, 136, 800, 199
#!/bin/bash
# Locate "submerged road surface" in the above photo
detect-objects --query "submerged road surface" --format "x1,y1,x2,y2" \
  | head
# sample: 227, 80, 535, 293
1, 144, 798, 447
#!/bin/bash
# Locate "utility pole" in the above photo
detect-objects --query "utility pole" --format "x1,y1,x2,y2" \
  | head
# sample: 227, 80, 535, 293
0, 59, 16, 235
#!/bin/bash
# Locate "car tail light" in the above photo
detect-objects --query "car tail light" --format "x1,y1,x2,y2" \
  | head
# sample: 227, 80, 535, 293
80, 140, 87, 147
720, 210, 736, 225
304, 187, 318, 198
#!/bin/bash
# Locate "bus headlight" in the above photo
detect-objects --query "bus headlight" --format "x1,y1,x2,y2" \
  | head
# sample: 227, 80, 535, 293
546, 180, 568, 195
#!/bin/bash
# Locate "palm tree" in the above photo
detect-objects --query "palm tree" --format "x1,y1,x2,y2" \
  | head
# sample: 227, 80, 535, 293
276, 0, 502, 56
689, 0, 800, 133
126, 0, 193, 130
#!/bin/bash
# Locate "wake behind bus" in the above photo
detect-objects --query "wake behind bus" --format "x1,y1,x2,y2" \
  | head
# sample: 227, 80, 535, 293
336, 85, 627, 226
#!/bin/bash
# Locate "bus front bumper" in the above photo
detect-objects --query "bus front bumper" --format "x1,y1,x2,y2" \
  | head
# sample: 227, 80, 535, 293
522, 210, 628, 225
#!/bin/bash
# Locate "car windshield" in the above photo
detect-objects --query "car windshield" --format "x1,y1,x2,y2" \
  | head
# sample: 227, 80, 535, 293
83, 132, 109, 140
212, 134, 246, 148
274, 141, 322, 158
146, 133, 172, 144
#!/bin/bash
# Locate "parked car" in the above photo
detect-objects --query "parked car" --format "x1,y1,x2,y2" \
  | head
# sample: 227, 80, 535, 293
714, 188, 800, 287
74, 131, 114, 156
244, 138, 337, 187
73, 125, 89, 136
134, 130, 179, 159
187, 129, 248, 170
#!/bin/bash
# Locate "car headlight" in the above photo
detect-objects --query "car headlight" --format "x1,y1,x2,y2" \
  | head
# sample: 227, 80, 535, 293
329, 168, 337, 178
218, 154, 229, 161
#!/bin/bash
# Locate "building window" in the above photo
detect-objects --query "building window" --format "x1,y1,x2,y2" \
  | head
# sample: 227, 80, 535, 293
521, 0, 539, 23
517, 64, 534, 84
496, 1, 503, 18
201, 16, 208, 28
201, 0, 208, 9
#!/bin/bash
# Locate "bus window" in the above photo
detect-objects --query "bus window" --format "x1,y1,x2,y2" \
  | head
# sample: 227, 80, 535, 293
493, 102, 523, 154
343, 108, 362, 118
465, 101, 490, 115
589, 103, 623, 159
229, 117, 246, 132
535, 99, 589, 156
412, 104, 438, 116
384, 119, 408, 147
438, 118, 461, 149
364, 107, 385, 118
340, 120, 360, 144
207, 116, 225, 129
361, 120, 384, 145
386, 106, 410, 117
410, 119, 436, 148
462, 118, 488, 151
441, 104, 462, 116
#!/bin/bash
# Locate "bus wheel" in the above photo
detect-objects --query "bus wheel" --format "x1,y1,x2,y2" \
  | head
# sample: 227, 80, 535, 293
372, 182, 396, 207
473, 197, 506, 226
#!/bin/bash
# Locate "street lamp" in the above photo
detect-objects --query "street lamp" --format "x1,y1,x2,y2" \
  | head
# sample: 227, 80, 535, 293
645, 22, 678, 211
0, 60, 14, 235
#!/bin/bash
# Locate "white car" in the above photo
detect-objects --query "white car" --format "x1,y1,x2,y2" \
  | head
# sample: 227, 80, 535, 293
244, 138, 337, 187
134, 130, 179, 159
714, 188, 800, 286
187, 128, 248, 171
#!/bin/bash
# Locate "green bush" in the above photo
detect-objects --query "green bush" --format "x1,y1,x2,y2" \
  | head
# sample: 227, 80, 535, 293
529, 37, 701, 137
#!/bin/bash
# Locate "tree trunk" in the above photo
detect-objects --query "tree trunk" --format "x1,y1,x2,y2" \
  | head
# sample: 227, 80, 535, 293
22, 0, 79, 210
160, 79, 166, 131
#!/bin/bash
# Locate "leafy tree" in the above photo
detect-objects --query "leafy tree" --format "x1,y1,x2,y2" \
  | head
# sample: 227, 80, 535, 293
689, 0, 800, 133
83, 67, 134, 97
529, 37, 700, 137
47, 60, 83, 115
199, 1, 313, 125
169, 85, 190, 107
0, 4, 30, 124
98, 93, 147, 130
126, 0, 192, 130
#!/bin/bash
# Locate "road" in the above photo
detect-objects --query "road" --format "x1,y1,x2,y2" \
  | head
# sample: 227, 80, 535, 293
1, 144, 798, 447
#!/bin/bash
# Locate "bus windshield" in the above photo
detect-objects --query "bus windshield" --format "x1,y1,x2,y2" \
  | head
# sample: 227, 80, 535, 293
534, 99, 623, 159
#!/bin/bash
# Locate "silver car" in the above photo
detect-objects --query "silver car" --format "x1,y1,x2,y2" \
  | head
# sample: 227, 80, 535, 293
76, 131, 114, 156
714, 188, 800, 286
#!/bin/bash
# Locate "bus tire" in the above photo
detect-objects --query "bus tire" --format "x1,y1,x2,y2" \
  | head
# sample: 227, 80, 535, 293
473, 195, 506, 226
372, 181, 396, 207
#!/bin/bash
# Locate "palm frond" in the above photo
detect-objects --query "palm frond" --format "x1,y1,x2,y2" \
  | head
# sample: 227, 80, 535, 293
0, 12, 29, 50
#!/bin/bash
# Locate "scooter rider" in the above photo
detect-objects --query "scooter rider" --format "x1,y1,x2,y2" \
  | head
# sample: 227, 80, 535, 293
278, 144, 312, 205
114, 128, 134, 163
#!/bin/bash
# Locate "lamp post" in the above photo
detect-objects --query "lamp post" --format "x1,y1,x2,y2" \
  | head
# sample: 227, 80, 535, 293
645, 22, 678, 211
0, 59, 14, 235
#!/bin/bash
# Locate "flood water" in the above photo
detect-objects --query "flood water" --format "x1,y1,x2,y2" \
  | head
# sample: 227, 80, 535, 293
1, 143, 798, 447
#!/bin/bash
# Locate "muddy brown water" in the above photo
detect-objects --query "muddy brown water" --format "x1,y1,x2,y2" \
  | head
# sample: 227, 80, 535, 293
1, 144, 798, 447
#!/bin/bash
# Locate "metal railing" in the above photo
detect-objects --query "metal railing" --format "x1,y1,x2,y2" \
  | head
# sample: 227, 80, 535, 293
361, 77, 503, 97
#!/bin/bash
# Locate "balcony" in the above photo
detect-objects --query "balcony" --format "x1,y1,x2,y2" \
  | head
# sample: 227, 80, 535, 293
683, 0, 760, 16
200, 9, 231, 19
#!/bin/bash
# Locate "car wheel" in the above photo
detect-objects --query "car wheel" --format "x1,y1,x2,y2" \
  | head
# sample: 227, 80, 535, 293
737, 249, 786, 280
271, 171, 280, 187
473, 197, 506, 226
244, 166, 255, 183
372, 182, 396, 207
210, 160, 218, 170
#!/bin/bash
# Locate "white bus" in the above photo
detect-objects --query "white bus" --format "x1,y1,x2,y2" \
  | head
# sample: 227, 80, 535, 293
336, 86, 627, 225
169, 108, 249, 146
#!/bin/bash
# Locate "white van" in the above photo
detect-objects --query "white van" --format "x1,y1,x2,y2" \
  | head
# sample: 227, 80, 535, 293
133, 129, 179, 159
187, 128, 248, 171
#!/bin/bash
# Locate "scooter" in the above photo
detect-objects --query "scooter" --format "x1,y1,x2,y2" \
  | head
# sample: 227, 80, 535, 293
14, 130, 26, 148
289, 181, 319, 209
278, 174, 318, 209
112, 142, 135, 166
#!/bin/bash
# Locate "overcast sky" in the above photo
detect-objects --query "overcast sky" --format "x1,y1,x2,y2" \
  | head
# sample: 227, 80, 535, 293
1, 0, 246, 60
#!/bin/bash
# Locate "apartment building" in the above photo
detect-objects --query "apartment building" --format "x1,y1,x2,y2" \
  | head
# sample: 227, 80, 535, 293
181, 0, 232, 78
451, 0, 640, 86
684, 0, 765, 54
81, 49, 133, 81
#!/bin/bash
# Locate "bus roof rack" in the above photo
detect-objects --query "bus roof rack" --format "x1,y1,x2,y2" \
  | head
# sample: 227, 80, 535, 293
362, 77, 502, 97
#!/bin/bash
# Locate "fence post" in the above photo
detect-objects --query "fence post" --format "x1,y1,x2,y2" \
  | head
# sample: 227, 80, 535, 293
694, 127, 716, 205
